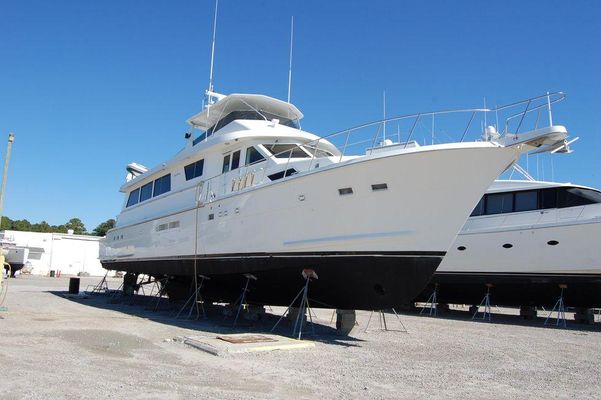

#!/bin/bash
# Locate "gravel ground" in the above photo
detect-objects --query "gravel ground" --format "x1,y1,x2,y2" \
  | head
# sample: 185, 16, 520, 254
0, 275, 600, 399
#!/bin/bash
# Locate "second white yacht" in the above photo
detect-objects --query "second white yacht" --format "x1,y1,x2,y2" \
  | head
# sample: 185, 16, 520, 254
418, 180, 601, 308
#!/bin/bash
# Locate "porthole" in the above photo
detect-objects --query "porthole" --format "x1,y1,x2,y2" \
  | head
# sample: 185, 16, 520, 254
457, 246, 466, 251
338, 187, 353, 196
208, 213, 214, 220
502, 243, 513, 249
547, 240, 559, 246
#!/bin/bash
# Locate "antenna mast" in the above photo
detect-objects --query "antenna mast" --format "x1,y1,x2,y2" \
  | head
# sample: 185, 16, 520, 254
383, 90, 386, 141
207, 0, 219, 99
287, 16, 294, 103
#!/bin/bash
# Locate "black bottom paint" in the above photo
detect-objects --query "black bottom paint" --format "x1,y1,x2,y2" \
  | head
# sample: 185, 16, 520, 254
102, 252, 443, 310
415, 272, 601, 308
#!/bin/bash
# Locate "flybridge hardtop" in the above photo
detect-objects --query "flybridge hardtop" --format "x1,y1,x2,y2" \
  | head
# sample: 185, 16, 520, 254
187, 93, 304, 131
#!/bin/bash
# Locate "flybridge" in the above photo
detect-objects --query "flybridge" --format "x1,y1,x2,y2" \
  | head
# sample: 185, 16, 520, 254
186, 93, 304, 134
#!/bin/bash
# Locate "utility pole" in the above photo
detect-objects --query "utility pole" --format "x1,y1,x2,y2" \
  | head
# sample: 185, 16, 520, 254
0, 133, 15, 228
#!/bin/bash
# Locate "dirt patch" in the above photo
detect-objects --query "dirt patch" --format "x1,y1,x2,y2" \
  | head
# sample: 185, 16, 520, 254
53, 329, 156, 358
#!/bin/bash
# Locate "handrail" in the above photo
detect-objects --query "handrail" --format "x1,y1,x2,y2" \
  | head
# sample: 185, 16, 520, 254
196, 91, 567, 203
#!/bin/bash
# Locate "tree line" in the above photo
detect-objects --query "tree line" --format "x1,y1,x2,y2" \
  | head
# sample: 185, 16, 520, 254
0, 216, 115, 237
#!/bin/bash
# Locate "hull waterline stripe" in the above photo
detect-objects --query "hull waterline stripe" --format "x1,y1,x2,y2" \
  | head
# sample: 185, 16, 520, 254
282, 229, 415, 246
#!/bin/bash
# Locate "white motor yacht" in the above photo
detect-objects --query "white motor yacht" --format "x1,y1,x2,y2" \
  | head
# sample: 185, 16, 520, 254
99, 90, 570, 310
418, 179, 601, 308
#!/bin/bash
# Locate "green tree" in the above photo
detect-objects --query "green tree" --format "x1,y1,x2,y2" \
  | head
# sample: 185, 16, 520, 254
12, 219, 32, 231
64, 218, 86, 235
32, 221, 53, 233
0, 216, 13, 230
92, 218, 115, 237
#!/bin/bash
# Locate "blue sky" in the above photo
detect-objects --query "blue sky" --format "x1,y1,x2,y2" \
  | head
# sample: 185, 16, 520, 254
1, 0, 600, 231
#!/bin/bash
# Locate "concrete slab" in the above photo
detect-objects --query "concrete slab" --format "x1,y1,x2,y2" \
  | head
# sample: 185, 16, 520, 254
176, 333, 315, 356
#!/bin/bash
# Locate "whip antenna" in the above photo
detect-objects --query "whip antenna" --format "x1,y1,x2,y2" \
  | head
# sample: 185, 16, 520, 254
287, 16, 294, 103
207, 0, 219, 99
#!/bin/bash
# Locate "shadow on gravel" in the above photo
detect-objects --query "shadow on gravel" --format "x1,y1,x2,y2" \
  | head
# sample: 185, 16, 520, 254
47, 290, 365, 347
401, 306, 601, 332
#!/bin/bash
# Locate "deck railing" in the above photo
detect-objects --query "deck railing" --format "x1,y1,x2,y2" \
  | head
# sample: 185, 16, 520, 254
197, 92, 566, 204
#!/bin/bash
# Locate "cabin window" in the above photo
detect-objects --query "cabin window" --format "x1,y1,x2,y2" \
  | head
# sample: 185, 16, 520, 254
470, 197, 485, 216
184, 159, 204, 180
245, 146, 266, 165
204, 110, 300, 136
140, 182, 153, 202
268, 168, 297, 181
540, 188, 557, 209
222, 154, 231, 173
303, 145, 334, 158
153, 174, 171, 197
486, 193, 513, 214
126, 188, 140, 207
231, 150, 241, 170
514, 190, 538, 212
557, 187, 601, 208
263, 144, 310, 158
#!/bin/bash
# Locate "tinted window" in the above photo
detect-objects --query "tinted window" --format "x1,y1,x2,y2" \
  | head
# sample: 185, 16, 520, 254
557, 187, 601, 208
268, 169, 297, 181
126, 188, 140, 207
140, 182, 153, 202
184, 159, 204, 180
486, 193, 513, 214
153, 174, 171, 197
222, 154, 231, 173
303, 145, 334, 158
204, 110, 299, 135
470, 197, 485, 217
263, 144, 310, 158
541, 188, 557, 209
231, 150, 241, 170
514, 190, 538, 212
245, 146, 265, 165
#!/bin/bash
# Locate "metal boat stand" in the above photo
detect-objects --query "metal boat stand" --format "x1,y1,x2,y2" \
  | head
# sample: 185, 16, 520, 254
230, 273, 258, 327
364, 308, 407, 333
271, 269, 318, 340
145, 276, 169, 311
544, 285, 567, 328
471, 284, 493, 321
85, 270, 110, 294
176, 275, 210, 319
420, 284, 438, 317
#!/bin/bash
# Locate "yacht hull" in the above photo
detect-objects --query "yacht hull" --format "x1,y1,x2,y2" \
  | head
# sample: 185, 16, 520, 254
102, 251, 442, 309
102, 143, 519, 309
417, 272, 601, 308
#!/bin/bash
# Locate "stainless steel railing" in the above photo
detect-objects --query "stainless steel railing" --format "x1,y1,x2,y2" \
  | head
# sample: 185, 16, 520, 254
197, 92, 566, 204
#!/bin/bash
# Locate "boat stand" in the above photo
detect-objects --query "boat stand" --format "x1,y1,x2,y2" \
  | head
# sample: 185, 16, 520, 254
544, 285, 567, 328
231, 273, 258, 327
85, 270, 110, 294
271, 269, 318, 340
472, 284, 493, 321
420, 284, 438, 317
176, 275, 210, 319
364, 308, 407, 333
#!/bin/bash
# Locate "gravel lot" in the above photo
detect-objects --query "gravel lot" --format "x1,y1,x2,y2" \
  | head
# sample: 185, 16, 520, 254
1, 275, 600, 399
